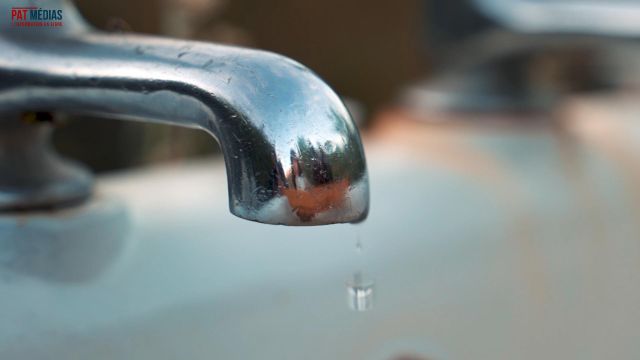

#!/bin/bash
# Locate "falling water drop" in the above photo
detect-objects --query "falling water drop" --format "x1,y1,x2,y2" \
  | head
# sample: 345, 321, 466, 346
346, 271, 374, 312
346, 225, 374, 311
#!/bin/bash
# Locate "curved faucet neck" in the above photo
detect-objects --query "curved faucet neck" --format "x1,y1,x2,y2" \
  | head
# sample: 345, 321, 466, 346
0, 2, 369, 225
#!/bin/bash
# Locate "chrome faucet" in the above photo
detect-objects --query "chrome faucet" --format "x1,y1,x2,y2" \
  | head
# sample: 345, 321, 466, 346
0, 0, 369, 225
408, 0, 640, 112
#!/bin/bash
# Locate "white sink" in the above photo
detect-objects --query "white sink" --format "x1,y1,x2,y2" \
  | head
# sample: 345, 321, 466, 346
1, 117, 640, 359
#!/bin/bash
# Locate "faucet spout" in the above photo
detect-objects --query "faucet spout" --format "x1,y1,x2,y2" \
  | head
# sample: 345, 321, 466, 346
0, 9, 369, 225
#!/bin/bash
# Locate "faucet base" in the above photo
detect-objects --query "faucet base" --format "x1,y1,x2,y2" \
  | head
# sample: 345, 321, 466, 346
0, 116, 93, 212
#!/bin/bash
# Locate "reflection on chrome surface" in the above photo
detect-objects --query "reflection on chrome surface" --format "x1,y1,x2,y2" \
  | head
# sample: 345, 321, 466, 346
0, 0, 369, 225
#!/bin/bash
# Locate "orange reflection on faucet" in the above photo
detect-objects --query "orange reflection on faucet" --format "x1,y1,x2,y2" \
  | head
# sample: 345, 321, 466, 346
281, 141, 350, 222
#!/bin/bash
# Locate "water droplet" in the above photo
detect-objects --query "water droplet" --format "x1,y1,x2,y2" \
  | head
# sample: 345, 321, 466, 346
346, 272, 374, 312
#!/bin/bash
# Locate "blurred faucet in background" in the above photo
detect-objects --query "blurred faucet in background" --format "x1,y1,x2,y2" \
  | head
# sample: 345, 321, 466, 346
405, 0, 640, 112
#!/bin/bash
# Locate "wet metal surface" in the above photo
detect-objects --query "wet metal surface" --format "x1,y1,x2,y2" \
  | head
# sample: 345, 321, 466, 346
0, 0, 369, 225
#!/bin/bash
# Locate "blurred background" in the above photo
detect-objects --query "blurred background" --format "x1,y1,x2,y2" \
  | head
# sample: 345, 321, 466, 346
57, 0, 638, 172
